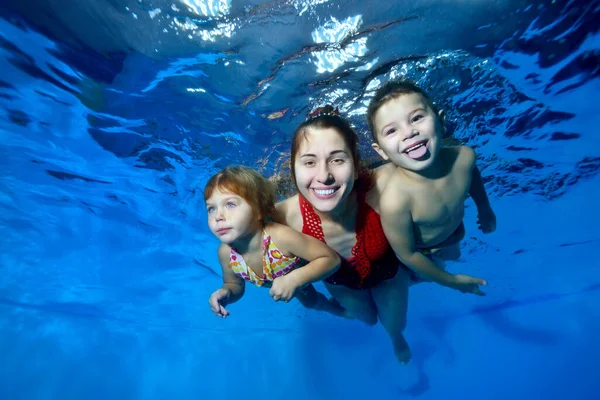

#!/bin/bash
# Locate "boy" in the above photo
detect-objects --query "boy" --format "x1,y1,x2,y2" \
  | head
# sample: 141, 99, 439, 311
367, 80, 496, 295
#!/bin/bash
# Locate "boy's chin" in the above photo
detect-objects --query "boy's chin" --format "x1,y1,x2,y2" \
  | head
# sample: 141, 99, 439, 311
397, 156, 435, 171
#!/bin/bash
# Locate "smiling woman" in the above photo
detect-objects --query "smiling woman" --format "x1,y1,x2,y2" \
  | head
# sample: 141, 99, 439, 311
275, 106, 413, 364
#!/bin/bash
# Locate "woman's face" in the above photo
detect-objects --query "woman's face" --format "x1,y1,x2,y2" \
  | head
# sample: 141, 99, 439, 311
293, 127, 357, 213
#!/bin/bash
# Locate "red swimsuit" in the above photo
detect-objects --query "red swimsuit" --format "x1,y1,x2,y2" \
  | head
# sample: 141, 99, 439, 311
299, 176, 401, 290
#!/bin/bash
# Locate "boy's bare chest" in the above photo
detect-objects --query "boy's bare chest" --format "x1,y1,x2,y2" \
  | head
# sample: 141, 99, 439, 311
411, 175, 471, 227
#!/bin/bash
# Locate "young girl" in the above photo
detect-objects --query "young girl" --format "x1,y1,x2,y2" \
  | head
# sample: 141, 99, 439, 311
205, 165, 348, 318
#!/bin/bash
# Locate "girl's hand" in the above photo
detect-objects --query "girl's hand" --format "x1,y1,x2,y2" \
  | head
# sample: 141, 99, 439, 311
270, 274, 300, 302
208, 288, 231, 318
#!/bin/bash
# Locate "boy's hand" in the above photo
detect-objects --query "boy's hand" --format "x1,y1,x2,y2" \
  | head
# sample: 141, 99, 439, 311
477, 207, 497, 234
209, 288, 231, 318
270, 274, 300, 302
451, 274, 487, 296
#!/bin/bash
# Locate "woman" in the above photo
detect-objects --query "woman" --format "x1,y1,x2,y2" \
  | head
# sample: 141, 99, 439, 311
275, 106, 412, 364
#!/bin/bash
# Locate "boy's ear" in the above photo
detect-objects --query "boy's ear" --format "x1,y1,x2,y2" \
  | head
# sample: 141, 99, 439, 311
438, 109, 447, 134
371, 142, 389, 161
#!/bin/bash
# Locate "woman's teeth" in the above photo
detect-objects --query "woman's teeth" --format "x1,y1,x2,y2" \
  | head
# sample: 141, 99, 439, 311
314, 189, 335, 195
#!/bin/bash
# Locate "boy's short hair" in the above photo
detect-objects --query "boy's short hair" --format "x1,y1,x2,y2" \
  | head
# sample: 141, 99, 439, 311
366, 79, 438, 143
203, 165, 276, 222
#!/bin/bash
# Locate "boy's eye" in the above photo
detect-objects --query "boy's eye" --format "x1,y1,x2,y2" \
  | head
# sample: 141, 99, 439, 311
412, 114, 424, 123
384, 128, 396, 136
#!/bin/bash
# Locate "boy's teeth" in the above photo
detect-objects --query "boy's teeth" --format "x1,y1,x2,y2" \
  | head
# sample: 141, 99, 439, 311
406, 143, 424, 152
315, 189, 335, 195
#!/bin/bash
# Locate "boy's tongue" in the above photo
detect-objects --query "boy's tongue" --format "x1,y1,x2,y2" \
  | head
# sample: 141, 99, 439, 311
405, 144, 427, 159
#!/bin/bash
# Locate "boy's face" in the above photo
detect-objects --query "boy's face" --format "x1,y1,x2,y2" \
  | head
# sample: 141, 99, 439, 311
371, 93, 445, 172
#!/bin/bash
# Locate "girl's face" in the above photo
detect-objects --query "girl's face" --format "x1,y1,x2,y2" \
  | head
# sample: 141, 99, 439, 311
293, 127, 357, 213
205, 188, 258, 245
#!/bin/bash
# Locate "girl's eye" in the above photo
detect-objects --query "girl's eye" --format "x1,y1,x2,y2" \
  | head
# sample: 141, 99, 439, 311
226, 202, 236, 208
207, 207, 215, 214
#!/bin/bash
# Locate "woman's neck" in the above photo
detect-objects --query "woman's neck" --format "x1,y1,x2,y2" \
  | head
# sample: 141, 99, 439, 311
314, 190, 357, 228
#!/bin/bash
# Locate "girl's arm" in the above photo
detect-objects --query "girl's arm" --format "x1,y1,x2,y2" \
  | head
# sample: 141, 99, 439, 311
216, 244, 245, 304
269, 222, 340, 287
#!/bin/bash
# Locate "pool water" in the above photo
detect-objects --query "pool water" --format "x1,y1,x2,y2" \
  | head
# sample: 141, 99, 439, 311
0, 1, 599, 399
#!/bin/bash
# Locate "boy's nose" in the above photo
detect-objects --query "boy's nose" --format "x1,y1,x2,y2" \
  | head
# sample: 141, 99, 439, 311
402, 128, 419, 141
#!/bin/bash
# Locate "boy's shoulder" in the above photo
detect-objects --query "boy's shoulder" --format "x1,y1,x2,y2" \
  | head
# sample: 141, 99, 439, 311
442, 145, 476, 170
379, 174, 412, 215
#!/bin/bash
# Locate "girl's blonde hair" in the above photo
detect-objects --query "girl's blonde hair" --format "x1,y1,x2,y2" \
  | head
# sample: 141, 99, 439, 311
203, 165, 276, 222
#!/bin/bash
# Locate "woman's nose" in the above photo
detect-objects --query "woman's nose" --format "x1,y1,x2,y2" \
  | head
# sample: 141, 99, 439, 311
317, 166, 334, 184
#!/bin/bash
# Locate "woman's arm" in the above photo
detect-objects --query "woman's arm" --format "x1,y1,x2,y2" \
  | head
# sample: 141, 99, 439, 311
270, 222, 340, 286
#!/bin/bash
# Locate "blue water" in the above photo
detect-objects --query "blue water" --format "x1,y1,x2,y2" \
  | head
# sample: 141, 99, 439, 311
1, 0, 599, 399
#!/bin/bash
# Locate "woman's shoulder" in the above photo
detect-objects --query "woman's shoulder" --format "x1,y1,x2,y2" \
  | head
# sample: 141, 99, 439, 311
274, 195, 302, 227
275, 194, 298, 213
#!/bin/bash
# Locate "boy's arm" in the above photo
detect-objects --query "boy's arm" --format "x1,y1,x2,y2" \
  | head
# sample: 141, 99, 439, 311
380, 196, 460, 289
469, 165, 492, 211
270, 223, 340, 287
462, 147, 496, 233
217, 244, 245, 305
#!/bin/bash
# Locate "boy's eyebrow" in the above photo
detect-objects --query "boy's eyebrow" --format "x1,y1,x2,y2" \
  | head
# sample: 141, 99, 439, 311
378, 107, 427, 134
379, 121, 395, 134
409, 107, 426, 114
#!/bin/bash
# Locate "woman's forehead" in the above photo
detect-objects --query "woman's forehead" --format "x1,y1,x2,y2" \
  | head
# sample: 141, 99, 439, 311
298, 127, 349, 153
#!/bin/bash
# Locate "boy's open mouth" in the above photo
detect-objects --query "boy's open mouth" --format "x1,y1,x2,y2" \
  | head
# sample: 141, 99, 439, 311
403, 140, 428, 160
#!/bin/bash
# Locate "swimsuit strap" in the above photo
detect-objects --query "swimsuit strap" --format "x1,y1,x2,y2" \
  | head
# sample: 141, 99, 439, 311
299, 190, 371, 282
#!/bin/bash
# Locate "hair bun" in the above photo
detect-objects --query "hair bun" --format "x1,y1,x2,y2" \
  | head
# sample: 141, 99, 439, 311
307, 105, 340, 119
